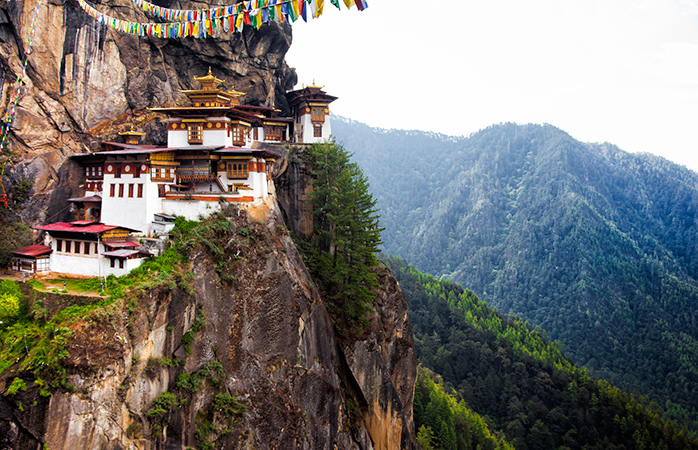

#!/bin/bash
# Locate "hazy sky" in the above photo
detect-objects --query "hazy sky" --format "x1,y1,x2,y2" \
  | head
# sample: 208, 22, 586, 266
286, 0, 698, 172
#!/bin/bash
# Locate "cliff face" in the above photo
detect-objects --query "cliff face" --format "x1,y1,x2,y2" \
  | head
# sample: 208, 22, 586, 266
0, 201, 417, 449
0, 2, 418, 447
0, 0, 296, 225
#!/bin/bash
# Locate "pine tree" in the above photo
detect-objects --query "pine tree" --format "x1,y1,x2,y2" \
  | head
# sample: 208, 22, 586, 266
305, 141, 384, 332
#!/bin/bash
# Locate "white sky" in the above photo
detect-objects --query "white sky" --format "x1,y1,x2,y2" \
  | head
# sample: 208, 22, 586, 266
286, 0, 698, 172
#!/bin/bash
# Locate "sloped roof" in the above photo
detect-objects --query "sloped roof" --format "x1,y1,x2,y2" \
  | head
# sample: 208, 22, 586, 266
35, 222, 140, 234
11, 245, 52, 258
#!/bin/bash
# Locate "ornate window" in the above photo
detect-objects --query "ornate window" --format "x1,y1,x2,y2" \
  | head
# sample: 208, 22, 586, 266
264, 126, 283, 141
311, 107, 325, 123
188, 123, 203, 144
313, 124, 322, 138
227, 162, 248, 179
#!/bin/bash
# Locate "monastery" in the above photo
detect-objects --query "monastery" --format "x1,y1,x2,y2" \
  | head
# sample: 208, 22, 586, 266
12, 70, 336, 277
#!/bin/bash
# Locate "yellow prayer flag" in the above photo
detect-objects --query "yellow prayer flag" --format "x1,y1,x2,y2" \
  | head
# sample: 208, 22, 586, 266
317, 0, 324, 16
343, 0, 352, 8
291, 0, 301, 19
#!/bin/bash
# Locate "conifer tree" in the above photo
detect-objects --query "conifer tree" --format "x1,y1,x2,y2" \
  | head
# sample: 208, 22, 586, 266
304, 140, 384, 331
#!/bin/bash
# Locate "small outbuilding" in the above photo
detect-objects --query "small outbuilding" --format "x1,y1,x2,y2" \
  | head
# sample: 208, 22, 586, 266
11, 244, 53, 274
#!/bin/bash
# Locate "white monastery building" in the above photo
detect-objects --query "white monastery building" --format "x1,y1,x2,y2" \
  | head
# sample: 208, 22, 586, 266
18, 70, 337, 277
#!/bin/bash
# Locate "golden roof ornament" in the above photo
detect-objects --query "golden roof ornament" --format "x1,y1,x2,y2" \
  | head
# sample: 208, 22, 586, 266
194, 67, 225, 90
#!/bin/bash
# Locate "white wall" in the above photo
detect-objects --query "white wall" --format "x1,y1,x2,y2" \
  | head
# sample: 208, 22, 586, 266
101, 160, 163, 236
299, 114, 332, 143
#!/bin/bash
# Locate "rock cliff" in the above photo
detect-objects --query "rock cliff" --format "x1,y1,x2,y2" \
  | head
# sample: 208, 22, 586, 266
0, 203, 417, 449
0, 2, 419, 448
0, 0, 296, 225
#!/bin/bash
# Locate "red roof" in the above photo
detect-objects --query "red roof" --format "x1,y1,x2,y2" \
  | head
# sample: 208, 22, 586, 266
11, 244, 52, 257
35, 222, 139, 234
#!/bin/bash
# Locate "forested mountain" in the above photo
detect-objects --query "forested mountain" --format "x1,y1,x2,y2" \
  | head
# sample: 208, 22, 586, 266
387, 256, 698, 450
332, 118, 698, 425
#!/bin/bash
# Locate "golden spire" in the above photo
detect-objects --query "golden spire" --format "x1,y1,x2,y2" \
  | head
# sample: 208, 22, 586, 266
194, 67, 225, 90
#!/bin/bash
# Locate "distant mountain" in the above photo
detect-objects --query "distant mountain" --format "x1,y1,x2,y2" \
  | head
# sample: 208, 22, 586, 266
332, 117, 698, 425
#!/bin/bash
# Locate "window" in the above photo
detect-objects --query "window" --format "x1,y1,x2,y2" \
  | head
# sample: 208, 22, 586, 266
264, 126, 283, 141
311, 107, 325, 123
114, 164, 122, 178
253, 128, 258, 140
137, 184, 144, 198
56, 239, 62, 252
188, 123, 203, 144
128, 184, 134, 198
110, 184, 115, 197
98, 166, 103, 176
65, 240, 72, 253
74, 241, 81, 254
314, 125, 322, 138
110, 258, 115, 268
227, 162, 248, 179
134, 165, 141, 178
84, 242, 90, 254
119, 259, 124, 269
232, 126, 243, 146
119, 184, 124, 197
158, 184, 166, 198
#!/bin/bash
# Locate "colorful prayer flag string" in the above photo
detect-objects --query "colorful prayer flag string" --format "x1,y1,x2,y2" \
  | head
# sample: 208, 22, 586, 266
76, 0, 365, 39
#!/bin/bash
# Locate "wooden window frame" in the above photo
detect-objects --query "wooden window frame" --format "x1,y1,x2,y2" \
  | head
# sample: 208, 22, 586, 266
128, 184, 134, 198
137, 184, 144, 198
188, 123, 203, 144
227, 162, 249, 179
110, 184, 115, 197
118, 184, 124, 197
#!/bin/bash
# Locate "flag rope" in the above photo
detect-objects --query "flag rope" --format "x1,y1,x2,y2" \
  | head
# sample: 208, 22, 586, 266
76, 0, 367, 38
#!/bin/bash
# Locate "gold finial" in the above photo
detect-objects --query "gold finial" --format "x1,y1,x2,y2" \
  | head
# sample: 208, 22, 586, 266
195, 68, 225, 90
308, 79, 323, 89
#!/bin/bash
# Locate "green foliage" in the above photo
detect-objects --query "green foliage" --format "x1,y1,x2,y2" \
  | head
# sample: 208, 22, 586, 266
212, 393, 246, 417
300, 141, 383, 334
146, 392, 178, 418
0, 217, 31, 267
387, 257, 698, 450
338, 120, 698, 427
0, 280, 22, 324
0, 281, 120, 390
414, 366, 513, 450
13, 178, 34, 204
6, 377, 27, 395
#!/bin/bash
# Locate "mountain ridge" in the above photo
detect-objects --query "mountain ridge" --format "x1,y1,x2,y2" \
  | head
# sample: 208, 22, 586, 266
332, 118, 698, 425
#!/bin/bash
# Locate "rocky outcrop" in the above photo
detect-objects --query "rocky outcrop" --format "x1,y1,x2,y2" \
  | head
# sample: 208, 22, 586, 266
0, 0, 296, 225
0, 201, 417, 449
